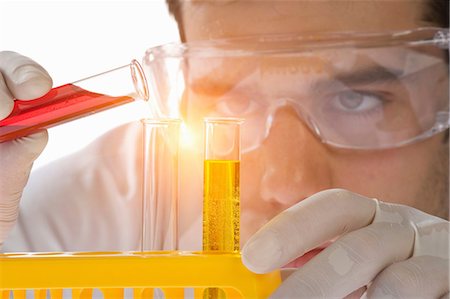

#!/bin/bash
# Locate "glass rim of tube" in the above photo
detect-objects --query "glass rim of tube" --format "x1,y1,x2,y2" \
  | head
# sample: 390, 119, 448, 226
141, 118, 182, 125
71, 59, 150, 101
130, 59, 150, 101
203, 117, 244, 125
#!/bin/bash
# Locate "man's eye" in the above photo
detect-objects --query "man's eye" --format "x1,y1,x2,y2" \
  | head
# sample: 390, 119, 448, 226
216, 95, 260, 116
331, 91, 384, 113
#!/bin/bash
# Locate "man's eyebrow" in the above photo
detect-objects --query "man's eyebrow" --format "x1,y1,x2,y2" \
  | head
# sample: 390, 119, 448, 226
314, 66, 403, 91
337, 66, 403, 84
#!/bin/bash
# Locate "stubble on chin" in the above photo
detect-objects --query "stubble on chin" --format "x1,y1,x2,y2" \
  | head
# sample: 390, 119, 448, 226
419, 140, 449, 220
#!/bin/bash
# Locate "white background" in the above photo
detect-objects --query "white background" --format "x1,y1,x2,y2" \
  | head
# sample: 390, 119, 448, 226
0, 0, 180, 168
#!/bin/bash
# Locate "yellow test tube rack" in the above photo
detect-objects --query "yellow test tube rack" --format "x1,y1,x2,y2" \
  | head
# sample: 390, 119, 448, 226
0, 251, 281, 299
1, 119, 281, 298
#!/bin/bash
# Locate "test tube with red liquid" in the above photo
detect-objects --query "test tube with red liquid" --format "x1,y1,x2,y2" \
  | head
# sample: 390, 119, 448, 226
0, 59, 149, 142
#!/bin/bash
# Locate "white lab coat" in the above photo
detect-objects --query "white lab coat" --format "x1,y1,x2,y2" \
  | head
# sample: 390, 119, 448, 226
3, 121, 203, 252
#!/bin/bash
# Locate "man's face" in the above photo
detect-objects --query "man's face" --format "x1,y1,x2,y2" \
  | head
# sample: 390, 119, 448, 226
174, 0, 449, 247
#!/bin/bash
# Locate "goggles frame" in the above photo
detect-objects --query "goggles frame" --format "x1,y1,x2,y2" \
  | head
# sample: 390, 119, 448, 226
144, 27, 450, 151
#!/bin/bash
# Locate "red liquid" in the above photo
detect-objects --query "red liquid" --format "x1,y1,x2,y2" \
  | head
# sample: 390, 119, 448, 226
0, 84, 134, 142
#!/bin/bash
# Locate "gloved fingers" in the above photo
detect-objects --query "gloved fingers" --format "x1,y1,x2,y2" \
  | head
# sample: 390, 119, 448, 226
412, 218, 449, 259
366, 256, 449, 298
0, 51, 51, 247
0, 130, 48, 246
440, 293, 450, 299
0, 72, 14, 119
0, 51, 52, 101
242, 189, 377, 273
0, 130, 49, 198
374, 200, 449, 258
268, 222, 414, 298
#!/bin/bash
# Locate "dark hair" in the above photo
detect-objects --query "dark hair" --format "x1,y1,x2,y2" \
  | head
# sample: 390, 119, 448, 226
166, 0, 185, 41
421, 0, 449, 142
423, 0, 449, 28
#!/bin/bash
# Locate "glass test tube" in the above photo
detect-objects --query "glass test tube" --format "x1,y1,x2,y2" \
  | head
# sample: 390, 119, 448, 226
202, 118, 243, 253
141, 119, 180, 251
0, 60, 149, 143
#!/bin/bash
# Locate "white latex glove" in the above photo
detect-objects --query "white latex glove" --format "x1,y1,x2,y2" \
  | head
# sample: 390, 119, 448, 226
0, 51, 52, 248
242, 189, 449, 298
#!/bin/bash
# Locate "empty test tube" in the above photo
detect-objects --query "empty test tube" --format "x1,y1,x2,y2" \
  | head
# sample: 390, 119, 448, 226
141, 119, 180, 251
202, 118, 243, 253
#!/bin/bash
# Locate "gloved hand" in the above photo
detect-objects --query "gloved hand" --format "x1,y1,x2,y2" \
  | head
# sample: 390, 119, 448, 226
242, 189, 449, 298
0, 51, 52, 248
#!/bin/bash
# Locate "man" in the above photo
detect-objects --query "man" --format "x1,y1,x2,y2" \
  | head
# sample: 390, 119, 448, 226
1, 0, 449, 297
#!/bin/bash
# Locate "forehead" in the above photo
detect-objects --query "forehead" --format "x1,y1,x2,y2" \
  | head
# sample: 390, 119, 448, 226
179, 0, 428, 41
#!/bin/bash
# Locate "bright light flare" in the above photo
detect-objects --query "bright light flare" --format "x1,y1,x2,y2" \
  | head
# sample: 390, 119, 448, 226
180, 122, 198, 149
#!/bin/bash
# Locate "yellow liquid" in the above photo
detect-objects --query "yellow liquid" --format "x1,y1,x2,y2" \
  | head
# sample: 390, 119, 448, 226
202, 160, 240, 252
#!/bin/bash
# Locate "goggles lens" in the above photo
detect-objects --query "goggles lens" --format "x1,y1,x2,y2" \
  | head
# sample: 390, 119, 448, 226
143, 28, 449, 151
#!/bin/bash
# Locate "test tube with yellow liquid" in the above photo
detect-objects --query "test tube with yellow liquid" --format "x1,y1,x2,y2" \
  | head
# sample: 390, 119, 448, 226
203, 118, 243, 299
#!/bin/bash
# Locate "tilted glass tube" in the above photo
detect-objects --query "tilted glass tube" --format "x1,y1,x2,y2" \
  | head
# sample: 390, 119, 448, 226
0, 60, 149, 142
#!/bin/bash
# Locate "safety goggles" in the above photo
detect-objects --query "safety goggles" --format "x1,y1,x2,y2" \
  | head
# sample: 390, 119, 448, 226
143, 28, 449, 152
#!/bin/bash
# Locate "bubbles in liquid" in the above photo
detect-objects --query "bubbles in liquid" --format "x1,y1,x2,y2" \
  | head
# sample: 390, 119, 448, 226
202, 160, 240, 253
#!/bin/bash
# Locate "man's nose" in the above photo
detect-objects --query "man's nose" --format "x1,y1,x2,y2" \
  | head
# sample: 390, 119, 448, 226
259, 106, 332, 206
